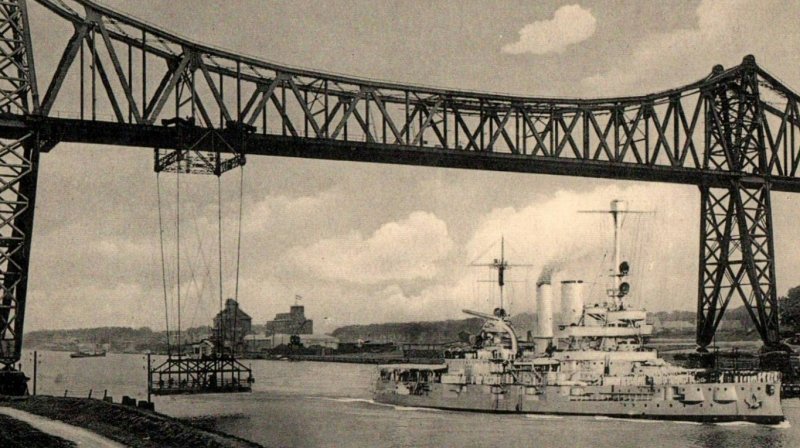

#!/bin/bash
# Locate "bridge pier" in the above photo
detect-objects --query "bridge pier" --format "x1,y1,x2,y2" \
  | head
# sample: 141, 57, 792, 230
695, 58, 784, 353
696, 182, 780, 351
0, 0, 41, 396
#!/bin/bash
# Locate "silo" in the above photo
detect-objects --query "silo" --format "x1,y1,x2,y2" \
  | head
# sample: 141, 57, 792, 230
561, 280, 584, 325
536, 282, 554, 337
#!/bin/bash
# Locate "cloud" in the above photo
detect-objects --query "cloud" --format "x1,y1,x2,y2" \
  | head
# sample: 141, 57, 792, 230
579, 0, 799, 95
465, 184, 698, 312
361, 183, 699, 324
502, 5, 596, 55
243, 191, 339, 235
288, 211, 454, 284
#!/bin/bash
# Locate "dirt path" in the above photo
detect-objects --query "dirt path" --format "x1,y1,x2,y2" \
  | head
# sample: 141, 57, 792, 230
0, 414, 75, 448
0, 396, 263, 448
0, 407, 124, 447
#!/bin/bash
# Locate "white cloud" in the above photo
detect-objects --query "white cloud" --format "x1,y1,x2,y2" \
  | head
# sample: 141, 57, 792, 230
354, 183, 700, 325
243, 191, 339, 234
579, 0, 798, 96
502, 5, 596, 55
288, 211, 453, 284
464, 184, 698, 313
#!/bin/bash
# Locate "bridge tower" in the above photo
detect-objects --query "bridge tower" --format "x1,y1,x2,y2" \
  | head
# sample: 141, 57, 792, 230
0, 0, 41, 394
696, 58, 781, 352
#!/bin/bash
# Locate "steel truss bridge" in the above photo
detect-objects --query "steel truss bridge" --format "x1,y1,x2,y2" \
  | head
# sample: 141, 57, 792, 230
1, 0, 800, 378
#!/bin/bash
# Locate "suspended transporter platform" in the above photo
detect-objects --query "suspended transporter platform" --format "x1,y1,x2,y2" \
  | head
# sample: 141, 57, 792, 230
147, 353, 254, 396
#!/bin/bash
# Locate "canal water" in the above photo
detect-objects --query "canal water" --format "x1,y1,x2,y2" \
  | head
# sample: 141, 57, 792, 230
17, 350, 800, 447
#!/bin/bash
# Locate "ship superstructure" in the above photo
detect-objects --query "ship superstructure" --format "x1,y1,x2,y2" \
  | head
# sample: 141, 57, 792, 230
374, 200, 784, 423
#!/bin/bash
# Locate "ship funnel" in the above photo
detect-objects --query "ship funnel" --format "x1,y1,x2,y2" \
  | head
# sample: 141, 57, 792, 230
536, 282, 553, 338
560, 280, 584, 325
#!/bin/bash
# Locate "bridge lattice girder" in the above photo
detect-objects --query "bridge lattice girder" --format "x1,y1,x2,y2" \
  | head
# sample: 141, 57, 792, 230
1, 0, 800, 368
7, 0, 798, 191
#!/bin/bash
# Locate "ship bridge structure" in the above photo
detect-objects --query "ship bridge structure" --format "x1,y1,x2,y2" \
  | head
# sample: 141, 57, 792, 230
1, 0, 800, 382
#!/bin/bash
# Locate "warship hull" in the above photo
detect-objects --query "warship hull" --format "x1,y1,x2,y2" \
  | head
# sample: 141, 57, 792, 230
374, 381, 784, 424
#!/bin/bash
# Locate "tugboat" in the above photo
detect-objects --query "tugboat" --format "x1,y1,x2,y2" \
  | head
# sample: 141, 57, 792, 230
374, 200, 784, 423
70, 343, 107, 358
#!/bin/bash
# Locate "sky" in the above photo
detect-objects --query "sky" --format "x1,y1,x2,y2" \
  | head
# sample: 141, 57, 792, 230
20, 0, 800, 333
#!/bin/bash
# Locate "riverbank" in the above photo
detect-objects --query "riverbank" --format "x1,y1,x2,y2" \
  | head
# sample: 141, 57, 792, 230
0, 413, 75, 448
0, 396, 263, 448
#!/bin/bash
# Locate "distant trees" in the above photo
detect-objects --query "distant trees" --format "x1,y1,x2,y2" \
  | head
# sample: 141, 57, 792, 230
652, 310, 696, 322
331, 317, 486, 344
23, 325, 211, 353
780, 286, 800, 334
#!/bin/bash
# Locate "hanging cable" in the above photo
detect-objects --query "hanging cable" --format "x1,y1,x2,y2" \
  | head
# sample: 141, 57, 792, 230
234, 165, 244, 302
184, 193, 215, 331
233, 165, 245, 356
218, 174, 223, 312
156, 173, 171, 356
217, 172, 224, 355
176, 165, 181, 357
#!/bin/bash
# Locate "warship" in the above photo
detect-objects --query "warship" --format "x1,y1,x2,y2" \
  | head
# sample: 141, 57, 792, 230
374, 200, 784, 423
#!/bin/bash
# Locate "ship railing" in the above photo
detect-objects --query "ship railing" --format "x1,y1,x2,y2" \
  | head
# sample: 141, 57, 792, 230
711, 370, 781, 384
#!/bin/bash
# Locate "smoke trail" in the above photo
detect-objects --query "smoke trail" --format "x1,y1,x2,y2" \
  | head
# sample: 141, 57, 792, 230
537, 258, 566, 285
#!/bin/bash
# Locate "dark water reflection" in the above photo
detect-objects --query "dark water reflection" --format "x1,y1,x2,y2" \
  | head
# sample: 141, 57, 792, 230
20, 352, 800, 448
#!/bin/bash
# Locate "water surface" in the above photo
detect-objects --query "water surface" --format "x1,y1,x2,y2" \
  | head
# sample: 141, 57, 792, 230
19, 351, 800, 447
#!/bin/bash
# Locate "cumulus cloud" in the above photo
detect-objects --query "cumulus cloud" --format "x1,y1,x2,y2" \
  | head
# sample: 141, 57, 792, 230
288, 211, 454, 284
580, 0, 799, 95
468, 184, 696, 307
243, 191, 339, 234
502, 5, 597, 55
330, 183, 700, 327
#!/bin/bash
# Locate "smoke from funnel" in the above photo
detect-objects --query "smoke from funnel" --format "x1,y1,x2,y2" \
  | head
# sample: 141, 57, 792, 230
537, 258, 566, 285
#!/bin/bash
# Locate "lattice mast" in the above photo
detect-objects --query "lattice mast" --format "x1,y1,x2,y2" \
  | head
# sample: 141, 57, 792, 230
0, 0, 41, 388
696, 57, 782, 351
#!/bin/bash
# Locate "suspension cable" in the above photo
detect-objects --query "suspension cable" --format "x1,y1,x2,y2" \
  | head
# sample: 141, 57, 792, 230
234, 165, 244, 302
233, 165, 245, 355
218, 175, 223, 310
156, 173, 171, 356
176, 166, 181, 357
217, 173, 224, 355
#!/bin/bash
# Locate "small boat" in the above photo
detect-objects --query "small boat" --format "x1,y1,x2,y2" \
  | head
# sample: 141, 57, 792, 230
70, 351, 106, 358
70, 344, 106, 358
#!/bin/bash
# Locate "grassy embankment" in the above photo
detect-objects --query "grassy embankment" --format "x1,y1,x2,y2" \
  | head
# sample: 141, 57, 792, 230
0, 396, 263, 448
0, 414, 75, 448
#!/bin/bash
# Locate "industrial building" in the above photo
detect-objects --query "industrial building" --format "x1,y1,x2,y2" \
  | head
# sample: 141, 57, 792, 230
265, 305, 313, 335
213, 299, 253, 355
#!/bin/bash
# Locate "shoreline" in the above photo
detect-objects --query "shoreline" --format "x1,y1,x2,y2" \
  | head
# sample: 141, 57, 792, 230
0, 396, 263, 448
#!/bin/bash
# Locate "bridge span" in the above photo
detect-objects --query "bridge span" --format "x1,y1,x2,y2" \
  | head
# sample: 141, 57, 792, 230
1, 0, 800, 387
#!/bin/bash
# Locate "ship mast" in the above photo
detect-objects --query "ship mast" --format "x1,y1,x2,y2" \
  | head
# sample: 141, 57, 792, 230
472, 237, 531, 312
580, 200, 651, 308
611, 199, 623, 294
